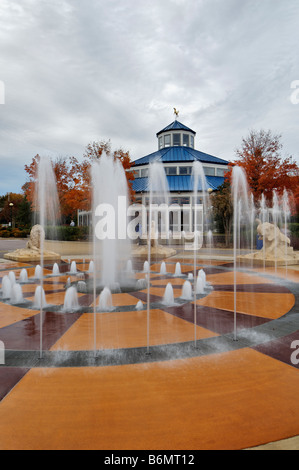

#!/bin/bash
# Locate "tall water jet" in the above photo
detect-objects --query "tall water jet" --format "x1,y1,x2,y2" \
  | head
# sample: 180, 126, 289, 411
272, 190, 281, 273
232, 166, 250, 341
98, 287, 113, 312
145, 161, 170, 354
249, 194, 256, 263
35, 155, 60, 358
63, 286, 80, 312
192, 161, 211, 346
181, 280, 193, 300
91, 152, 132, 354
282, 189, 291, 276
162, 283, 175, 306
259, 194, 268, 270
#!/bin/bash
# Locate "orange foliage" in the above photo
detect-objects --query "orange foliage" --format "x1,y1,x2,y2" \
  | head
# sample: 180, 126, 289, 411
230, 130, 299, 209
23, 141, 135, 219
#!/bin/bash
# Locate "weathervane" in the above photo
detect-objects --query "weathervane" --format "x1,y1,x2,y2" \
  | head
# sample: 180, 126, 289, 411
173, 108, 179, 119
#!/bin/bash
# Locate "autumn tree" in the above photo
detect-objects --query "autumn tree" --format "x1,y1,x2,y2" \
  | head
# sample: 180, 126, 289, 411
23, 154, 90, 222
233, 129, 299, 205
83, 140, 135, 201
23, 141, 135, 222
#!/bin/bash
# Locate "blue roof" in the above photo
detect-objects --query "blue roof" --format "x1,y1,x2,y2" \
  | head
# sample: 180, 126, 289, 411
156, 120, 196, 136
133, 146, 229, 166
132, 175, 225, 193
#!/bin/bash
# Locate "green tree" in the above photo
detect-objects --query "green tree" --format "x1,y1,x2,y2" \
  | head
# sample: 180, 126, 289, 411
211, 181, 233, 247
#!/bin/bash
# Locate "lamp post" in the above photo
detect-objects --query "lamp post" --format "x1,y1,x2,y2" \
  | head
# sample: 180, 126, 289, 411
9, 202, 13, 228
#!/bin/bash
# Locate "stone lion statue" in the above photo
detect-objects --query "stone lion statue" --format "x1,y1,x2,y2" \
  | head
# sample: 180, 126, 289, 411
256, 219, 291, 258
26, 224, 45, 251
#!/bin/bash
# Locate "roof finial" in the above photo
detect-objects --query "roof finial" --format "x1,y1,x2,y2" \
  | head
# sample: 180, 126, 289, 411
173, 107, 179, 120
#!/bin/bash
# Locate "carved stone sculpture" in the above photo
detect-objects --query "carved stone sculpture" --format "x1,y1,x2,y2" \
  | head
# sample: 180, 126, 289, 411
4, 224, 61, 262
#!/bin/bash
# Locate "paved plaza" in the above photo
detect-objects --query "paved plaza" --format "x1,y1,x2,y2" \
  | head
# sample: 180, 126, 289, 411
0, 240, 299, 450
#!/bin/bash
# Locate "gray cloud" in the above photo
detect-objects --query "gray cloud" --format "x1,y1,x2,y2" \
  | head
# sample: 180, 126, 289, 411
0, 0, 298, 194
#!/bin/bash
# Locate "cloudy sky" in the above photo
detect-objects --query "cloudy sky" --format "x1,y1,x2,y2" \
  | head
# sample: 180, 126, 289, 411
0, 0, 298, 194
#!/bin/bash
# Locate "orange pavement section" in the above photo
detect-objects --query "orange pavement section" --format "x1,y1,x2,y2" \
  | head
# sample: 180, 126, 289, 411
51, 309, 216, 351
1, 348, 299, 450
206, 271, 273, 285
195, 291, 295, 319
0, 304, 38, 328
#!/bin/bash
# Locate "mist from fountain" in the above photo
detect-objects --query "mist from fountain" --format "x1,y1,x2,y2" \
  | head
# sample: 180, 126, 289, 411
19, 269, 28, 283
143, 261, 149, 273
34, 286, 47, 309
162, 283, 175, 306
1, 276, 12, 299
10, 283, 24, 304
8, 271, 16, 285
88, 260, 94, 273
34, 265, 42, 280
63, 286, 80, 311
160, 261, 167, 275
70, 261, 77, 274
52, 263, 60, 276
135, 300, 144, 311
181, 280, 193, 300
196, 276, 205, 294
174, 262, 182, 276
98, 287, 114, 312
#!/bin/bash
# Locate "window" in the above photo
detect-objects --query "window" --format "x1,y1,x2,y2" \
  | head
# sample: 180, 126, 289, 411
190, 135, 194, 148
165, 166, 177, 175
141, 168, 149, 178
203, 167, 215, 176
173, 133, 181, 146
183, 134, 189, 147
216, 167, 226, 177
179, 166, 192, 175
164, 134, 171, 147
159, 136, 163, 149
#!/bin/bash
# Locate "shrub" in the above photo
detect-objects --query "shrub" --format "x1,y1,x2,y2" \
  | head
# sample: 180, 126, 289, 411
44, 225, 89, 241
